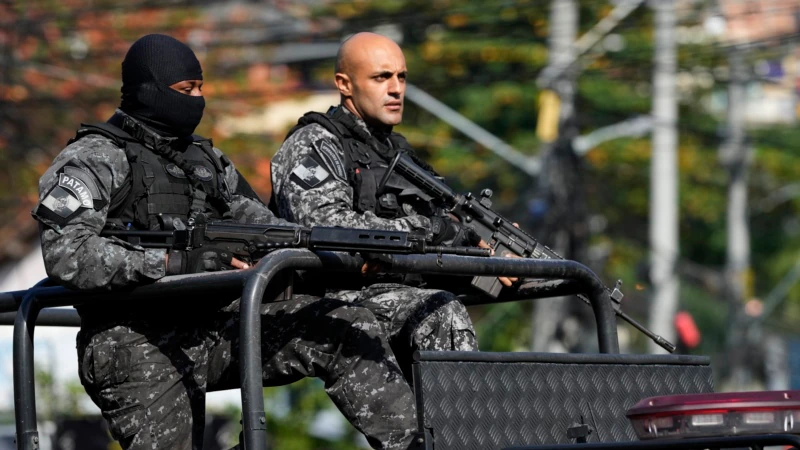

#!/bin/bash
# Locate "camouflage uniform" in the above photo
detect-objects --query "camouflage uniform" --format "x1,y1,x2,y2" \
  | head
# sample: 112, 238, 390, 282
33, 121, 418, 450
271, 107, 478, 379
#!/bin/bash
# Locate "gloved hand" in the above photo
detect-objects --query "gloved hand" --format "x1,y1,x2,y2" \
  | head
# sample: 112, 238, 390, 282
429, 216, 480, 247
451, 223, 481, 247
166, 247, 234, 275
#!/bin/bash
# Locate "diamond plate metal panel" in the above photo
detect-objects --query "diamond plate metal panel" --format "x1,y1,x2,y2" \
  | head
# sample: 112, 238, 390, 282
416, 358, 713, 450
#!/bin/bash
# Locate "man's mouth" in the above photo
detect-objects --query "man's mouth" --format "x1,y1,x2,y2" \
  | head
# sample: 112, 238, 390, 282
385, 101, 402, 111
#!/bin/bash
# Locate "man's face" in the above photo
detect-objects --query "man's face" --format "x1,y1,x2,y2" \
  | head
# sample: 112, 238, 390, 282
339, 42, 407, 128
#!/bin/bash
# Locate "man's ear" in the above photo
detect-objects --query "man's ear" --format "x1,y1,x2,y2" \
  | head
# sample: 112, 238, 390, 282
335, 72, 352, 97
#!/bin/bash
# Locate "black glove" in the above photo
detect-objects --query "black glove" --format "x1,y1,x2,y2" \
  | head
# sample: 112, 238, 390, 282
166, 248, 234, 275
429, 216, 454, 245
430, 216, 480, 247
450, 223, 481, 247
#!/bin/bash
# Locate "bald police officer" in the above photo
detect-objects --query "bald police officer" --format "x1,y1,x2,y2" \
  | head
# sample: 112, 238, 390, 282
271, 33, 487, 381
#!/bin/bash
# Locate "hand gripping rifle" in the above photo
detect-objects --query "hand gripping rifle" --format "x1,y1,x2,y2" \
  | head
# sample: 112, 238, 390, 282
379, 151, 676, 353
101, 221, 491, 264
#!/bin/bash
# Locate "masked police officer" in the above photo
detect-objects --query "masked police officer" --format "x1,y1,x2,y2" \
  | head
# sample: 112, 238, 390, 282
270, 33, 514, 380
32, 34, 418, 450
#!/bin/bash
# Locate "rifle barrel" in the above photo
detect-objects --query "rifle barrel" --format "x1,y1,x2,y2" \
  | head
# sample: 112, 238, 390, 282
425, 246, 491, 257
102, 230, 174, 238
576, 293, 676, 353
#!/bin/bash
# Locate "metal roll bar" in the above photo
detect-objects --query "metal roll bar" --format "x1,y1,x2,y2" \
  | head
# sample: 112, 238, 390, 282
9, 270, 250, 450
237, 250, 618, 450
8, 250, 618, 450
0, 310, 80, 327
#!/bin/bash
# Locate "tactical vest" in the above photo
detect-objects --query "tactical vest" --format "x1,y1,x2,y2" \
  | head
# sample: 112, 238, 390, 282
285, 107, 439, 219
70, 120, 231, 231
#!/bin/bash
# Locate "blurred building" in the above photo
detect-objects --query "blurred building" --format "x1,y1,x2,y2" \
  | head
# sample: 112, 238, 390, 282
712, 0, 800, 124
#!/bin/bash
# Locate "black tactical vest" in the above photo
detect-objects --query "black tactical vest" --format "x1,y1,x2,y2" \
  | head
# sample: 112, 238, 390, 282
70, 119, 231, 231
284, 107, 439, 219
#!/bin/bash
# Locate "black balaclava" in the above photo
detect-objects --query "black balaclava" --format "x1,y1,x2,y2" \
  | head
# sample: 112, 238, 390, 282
120, 34, 204, 138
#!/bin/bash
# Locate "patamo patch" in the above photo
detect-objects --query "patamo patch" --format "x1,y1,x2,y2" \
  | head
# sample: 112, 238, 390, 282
35, 166, 104, 226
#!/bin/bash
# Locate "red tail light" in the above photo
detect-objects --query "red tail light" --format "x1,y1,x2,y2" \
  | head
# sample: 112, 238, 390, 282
626, 391, 800, 440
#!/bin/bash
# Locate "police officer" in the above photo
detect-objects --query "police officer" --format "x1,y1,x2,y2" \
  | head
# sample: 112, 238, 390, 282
33, 34, 418, 450
271, 32, 513, 380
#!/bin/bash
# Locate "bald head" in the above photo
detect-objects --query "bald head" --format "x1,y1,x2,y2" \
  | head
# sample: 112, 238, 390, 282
335, 32, 402, 74
334, 32, 407, 129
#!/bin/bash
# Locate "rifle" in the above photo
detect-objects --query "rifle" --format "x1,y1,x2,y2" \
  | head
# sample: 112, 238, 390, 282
101, 220, 492, 263
380, 151, 676, 353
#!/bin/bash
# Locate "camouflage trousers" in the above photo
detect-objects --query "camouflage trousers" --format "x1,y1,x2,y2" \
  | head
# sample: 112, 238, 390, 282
76, 295, 418, 450
327, 284, 478, 381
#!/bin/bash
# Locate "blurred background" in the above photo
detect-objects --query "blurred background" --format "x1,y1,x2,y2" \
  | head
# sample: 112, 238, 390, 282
1, 0, 800, 448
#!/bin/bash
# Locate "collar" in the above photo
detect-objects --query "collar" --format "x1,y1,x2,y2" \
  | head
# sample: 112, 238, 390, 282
339, 105, 393, 143
111, 109, 188, 152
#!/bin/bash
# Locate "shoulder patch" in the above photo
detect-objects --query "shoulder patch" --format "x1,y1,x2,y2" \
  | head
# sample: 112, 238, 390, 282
312, 138, 346, 181
34, 165, 107, 227
41, 186, 84, 218
290, 156, 330, 190
34, 181, 92, 227
60, 166, 105, 209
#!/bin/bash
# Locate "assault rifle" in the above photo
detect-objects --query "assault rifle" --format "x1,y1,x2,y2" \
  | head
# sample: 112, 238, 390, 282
101, 220, 491, 263
379, 152, 676, 352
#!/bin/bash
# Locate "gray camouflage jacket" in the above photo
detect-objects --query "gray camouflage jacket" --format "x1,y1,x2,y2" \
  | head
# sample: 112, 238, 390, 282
271, 106, 432, 233
33, 133, 288, 290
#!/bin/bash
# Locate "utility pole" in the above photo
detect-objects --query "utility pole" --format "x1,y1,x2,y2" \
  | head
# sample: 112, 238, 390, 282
532, 0, 584, 353
537, 0, 645, 89
721, 49, 752, 388
647, 0, 679, 354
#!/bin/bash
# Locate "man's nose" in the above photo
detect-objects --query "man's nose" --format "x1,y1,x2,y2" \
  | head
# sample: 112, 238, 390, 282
388, 76, 401, 95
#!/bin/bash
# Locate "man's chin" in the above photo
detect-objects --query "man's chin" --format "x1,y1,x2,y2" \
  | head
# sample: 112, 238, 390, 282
382, 112, 403, 126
